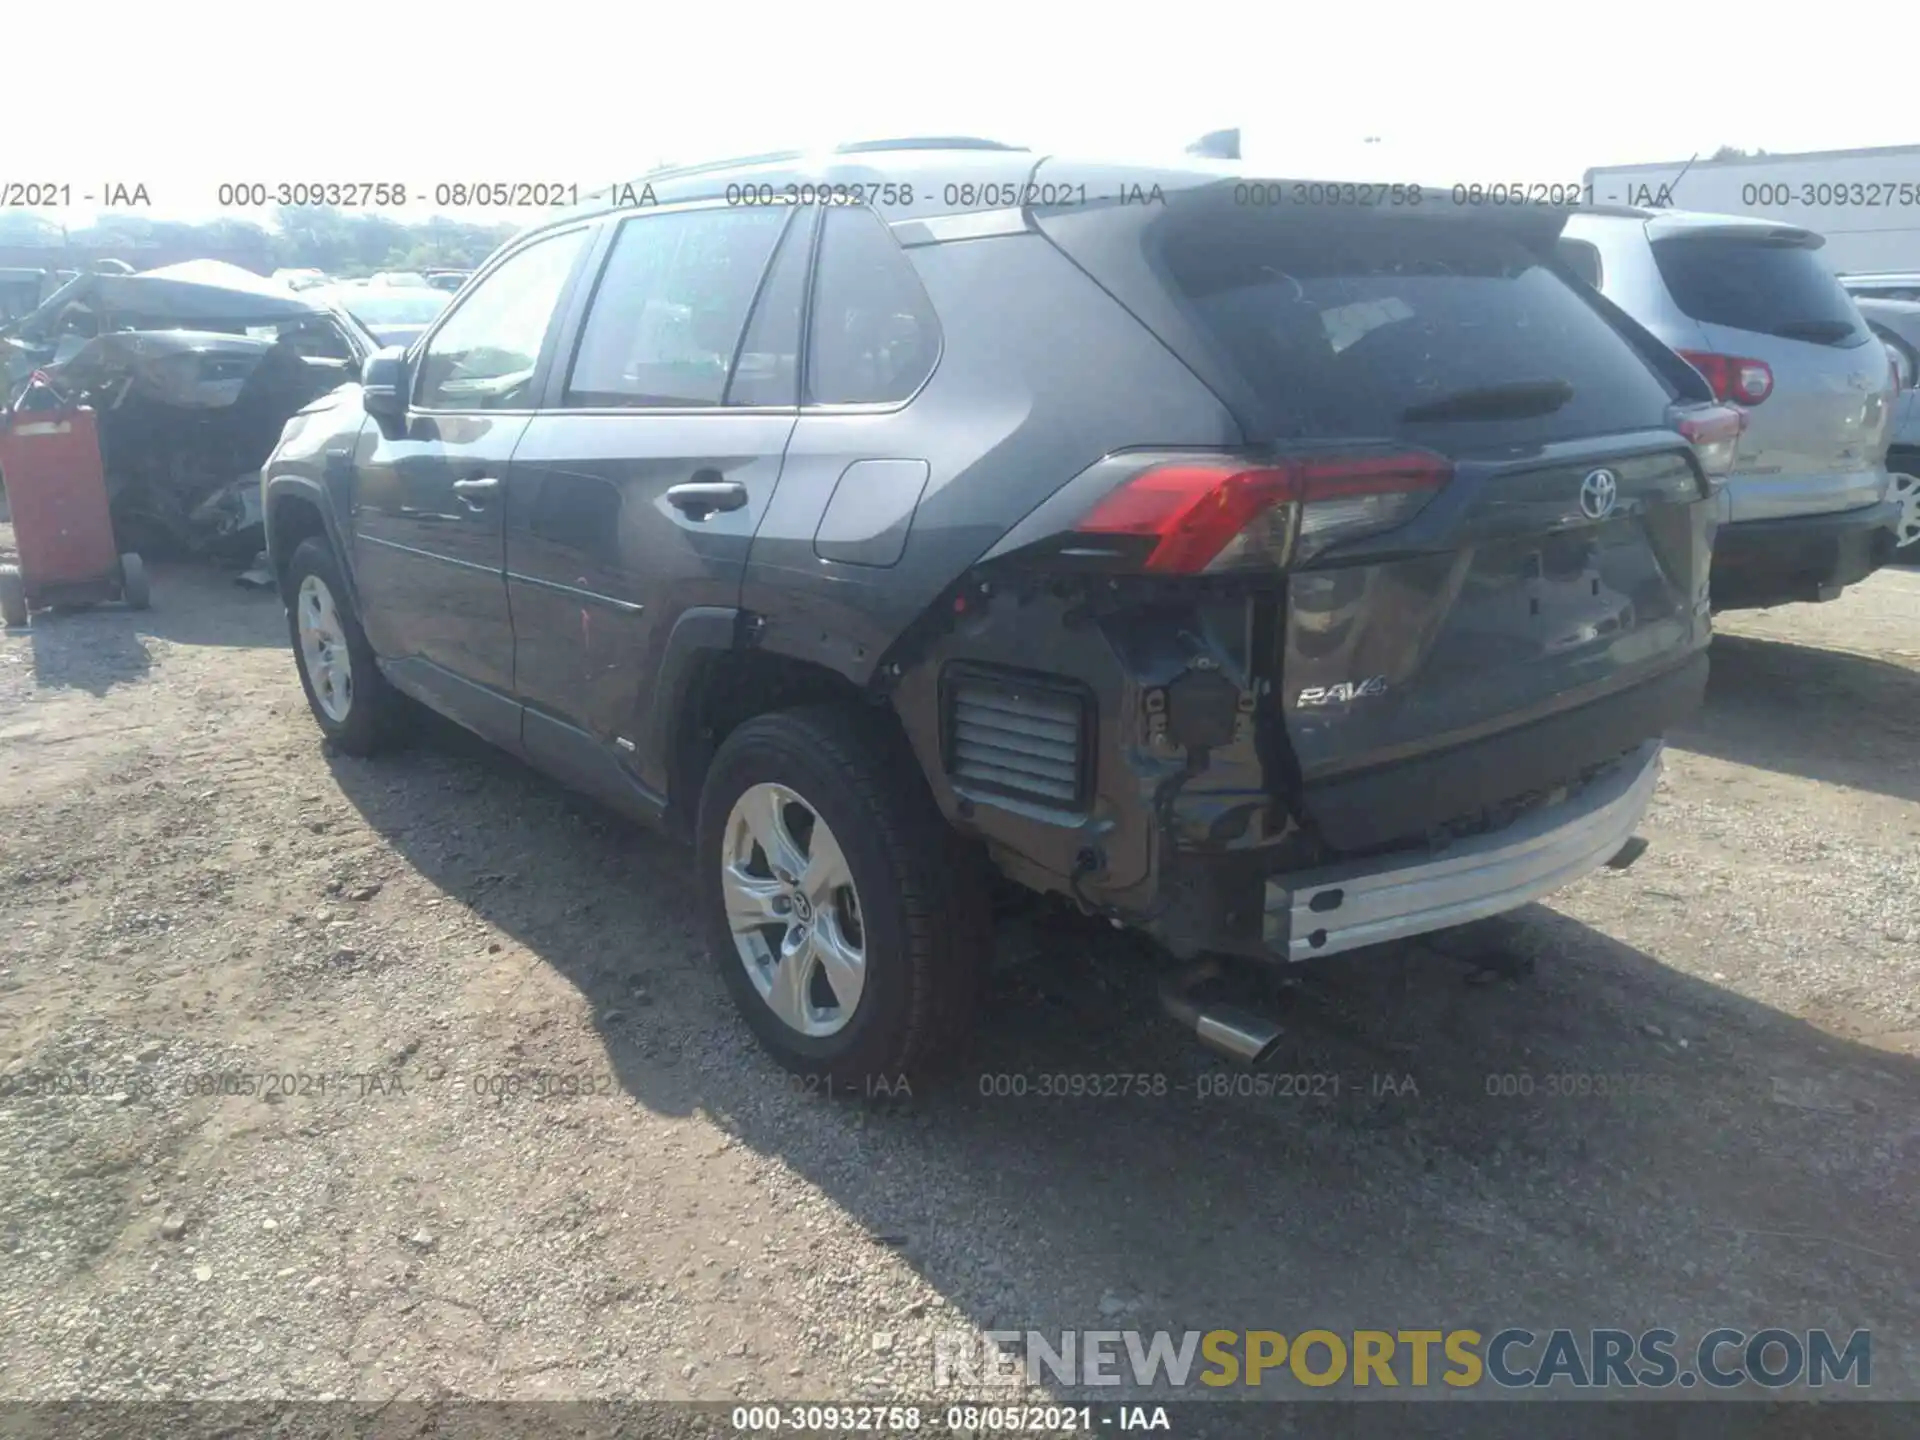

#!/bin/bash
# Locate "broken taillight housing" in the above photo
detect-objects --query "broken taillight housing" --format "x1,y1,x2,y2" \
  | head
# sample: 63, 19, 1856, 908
1073, 448, 1451, 573
1671, 403, 1745, 483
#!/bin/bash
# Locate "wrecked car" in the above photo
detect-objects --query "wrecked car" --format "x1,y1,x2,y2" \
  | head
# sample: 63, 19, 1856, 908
2, 262, 371, 559
0, 268, 53, 326
307, 283, 448, 349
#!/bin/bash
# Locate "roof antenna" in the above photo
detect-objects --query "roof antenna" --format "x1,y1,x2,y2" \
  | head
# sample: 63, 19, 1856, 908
1660, 151, 1701, 207
1185, 128, 1241, 160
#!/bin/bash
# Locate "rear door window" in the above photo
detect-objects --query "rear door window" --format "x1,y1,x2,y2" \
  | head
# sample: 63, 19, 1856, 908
1151, 211, 1676, 450
724, 212, 811, 407
563, 205, 791, 408
1652, 233, 1870, 348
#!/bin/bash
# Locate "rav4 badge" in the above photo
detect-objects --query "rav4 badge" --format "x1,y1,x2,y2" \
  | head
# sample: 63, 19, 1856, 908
1297, 677, 1389, 707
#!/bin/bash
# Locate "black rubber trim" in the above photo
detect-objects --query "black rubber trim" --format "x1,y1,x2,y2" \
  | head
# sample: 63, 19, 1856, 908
1301, 653, 1708, 853
640, 605, 744, 810
1710, 499, 1898, 603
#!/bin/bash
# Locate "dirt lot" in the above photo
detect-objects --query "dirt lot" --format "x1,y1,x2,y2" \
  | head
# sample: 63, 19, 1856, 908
2, 516, 1918, 1409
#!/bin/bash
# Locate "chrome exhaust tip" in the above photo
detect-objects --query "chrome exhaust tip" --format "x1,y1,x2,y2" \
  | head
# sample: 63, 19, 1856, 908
1159, 961, 1284, 1067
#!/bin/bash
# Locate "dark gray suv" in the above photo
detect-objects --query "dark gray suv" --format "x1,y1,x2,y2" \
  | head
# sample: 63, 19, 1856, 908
262, 142, 1738, 1083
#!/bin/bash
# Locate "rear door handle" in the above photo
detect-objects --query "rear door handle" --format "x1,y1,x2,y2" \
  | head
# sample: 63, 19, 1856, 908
666, 480, 748, 519
452, 476, 501, 507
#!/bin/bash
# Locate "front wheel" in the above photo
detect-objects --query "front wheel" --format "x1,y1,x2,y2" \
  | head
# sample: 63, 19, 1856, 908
0, 565, 26, 629
285, 537, 409, 756
696, 705, 990, 1087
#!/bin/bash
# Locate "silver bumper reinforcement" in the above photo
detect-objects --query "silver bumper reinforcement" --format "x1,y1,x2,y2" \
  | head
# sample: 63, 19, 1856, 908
1265, 741, 1664, 962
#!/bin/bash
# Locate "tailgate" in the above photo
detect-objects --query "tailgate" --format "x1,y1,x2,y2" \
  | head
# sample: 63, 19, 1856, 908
1694, 318, 1891, 520
1033, 183, 1718, 850
1650, 224, 1893, 521
1283, 437, 1714, 848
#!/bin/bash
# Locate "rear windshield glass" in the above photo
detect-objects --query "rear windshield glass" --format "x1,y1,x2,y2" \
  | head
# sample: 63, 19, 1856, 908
1653, 234, 1869, 348
1152, 212, 1676, 449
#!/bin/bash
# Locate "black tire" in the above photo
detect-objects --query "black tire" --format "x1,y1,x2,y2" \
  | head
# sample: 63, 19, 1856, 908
0, 564, 26, 629
696, 704, 991, 1088
284, 536, 410, 756
119, 553, 149, 611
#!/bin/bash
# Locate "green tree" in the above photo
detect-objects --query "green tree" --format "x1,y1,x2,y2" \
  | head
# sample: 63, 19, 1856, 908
0, 210, 64, 245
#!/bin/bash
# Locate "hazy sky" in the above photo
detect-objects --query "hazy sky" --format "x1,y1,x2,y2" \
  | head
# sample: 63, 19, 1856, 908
9, 0, 1907, 226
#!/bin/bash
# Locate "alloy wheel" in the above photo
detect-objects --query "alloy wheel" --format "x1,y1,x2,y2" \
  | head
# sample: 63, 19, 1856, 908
720, 782, 867, 1038
1891, 471, 1920, 551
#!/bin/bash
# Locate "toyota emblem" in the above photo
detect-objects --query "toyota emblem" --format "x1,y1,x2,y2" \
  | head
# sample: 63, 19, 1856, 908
1580, 468, 1619, 521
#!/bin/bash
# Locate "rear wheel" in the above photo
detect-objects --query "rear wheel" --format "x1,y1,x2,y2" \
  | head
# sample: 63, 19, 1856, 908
119, 553, 149, 611
1890, 467, 1919, 555
696, 705, 990, 1087
0, 565, 26, 629
285, 537, 409, 755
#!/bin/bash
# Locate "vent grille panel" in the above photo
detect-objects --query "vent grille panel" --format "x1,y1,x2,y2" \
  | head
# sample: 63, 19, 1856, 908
945, 672, 1088, 809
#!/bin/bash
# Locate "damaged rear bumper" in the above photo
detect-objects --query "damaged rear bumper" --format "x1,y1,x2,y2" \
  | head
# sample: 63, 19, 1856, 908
1264, 740, 1663, 961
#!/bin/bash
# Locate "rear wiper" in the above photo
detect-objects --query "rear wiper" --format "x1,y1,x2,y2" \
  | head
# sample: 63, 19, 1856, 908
1400, 378, 1574, 424
1772, 318, 1858, 344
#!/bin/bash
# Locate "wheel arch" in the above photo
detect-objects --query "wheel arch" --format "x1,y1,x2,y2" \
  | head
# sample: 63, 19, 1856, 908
652, 612, 894, 842
264, 476, 355, 608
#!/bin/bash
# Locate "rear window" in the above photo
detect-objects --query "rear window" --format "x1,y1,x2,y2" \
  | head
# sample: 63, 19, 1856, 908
1153, 212, 1676, 449
1653, 234, 1870, 348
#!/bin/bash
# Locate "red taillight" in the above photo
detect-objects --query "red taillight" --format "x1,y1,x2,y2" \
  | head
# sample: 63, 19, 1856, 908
1076, 450, 1451, 573
1677, 350, 1773, 406
1672, 403, 1746, 482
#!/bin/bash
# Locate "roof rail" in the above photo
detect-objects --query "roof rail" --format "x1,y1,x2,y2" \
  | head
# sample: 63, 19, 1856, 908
591, 139, 1026, 201
832, 137, 1027, 154
632, 149, 810, 183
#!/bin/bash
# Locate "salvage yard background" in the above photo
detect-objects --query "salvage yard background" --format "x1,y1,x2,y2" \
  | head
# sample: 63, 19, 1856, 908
2, 517, 1919, 1400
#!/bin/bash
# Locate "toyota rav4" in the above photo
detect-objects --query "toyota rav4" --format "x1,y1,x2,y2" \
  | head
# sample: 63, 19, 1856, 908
262, 141, 1733, 1083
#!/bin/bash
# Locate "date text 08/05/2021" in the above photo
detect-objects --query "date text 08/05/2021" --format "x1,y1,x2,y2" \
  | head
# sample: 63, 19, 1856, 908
188, 177, 1674, 212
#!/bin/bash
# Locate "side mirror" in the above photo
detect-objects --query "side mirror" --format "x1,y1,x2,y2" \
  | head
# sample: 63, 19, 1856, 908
361, 346, 411, 422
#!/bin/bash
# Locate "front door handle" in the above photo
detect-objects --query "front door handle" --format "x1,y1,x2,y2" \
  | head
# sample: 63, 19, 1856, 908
666, 480, 748, 519
451, 476, 501, 508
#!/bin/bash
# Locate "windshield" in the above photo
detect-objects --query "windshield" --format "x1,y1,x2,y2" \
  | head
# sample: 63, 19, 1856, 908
338, 291, 449, 326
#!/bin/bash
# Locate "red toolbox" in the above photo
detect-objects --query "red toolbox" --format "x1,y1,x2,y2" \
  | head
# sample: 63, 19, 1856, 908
0, 401, 148, 627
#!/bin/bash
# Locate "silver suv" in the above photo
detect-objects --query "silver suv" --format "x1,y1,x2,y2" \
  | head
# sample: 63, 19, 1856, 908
1856, 296, 1920, 554
1559, 209, 1899, 608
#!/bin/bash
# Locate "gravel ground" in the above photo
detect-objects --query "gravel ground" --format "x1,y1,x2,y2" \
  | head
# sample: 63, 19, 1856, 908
1, 522, 1917, 1414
